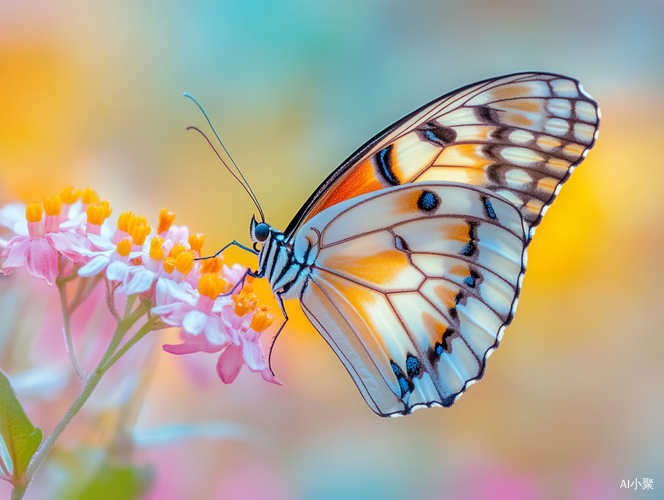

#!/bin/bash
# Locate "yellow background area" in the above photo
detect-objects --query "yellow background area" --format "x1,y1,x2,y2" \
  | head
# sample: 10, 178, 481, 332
1, 1, 663, 499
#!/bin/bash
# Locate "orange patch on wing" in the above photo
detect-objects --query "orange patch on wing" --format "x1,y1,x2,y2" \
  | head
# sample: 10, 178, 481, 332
305, 158, 384, 223
504, 113, 533, 127
434, 144, 491, 169
318, 273, 390, 354
494, 99, 542, 112
449, 264, 471, 278
442, 222, 471, 243
416, 166, 488, 186
536, 176, 558, 194
562, 142, 585, 157
546, 158, 572, 176
536, 135, 561, 149
324, 249, 410, 286
422, 312, 451, 341
525, 198, 544, 215
433, 284, 458, 309
490, 84, 531, 100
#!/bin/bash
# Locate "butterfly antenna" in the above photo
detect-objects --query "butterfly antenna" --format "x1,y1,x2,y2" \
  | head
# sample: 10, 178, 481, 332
186, 126, 264, 219
183, 93, 266, 222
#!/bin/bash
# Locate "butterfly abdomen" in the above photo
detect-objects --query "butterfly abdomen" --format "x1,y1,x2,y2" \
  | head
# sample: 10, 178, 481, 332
260, 229, 312, 300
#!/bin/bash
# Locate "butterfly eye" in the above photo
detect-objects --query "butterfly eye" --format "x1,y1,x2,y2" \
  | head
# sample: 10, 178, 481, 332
254, 223, 270, 242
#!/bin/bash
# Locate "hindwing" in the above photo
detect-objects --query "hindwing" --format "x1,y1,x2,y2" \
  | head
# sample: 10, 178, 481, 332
294, 183, 527, 416
286, 72, 599, 242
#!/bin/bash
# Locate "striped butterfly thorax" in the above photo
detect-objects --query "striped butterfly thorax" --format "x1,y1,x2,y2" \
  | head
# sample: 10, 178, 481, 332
250, 72, 599, 417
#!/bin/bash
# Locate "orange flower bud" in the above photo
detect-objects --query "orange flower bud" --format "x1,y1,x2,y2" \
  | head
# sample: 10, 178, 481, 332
157, 208, 176, 234
250, 310, 273, 332
188, 233, 204, 254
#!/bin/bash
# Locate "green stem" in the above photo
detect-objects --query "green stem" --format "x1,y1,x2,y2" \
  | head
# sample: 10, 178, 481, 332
57, 279, 87, 381
16, 300, 152, 498
10, 484, 27, 500
101, 317, 164, 373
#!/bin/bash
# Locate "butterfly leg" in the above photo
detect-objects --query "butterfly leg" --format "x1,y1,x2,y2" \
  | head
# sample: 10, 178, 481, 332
267, 291, 289, 375
218, 266, 265, 297
196, 240, 258, 261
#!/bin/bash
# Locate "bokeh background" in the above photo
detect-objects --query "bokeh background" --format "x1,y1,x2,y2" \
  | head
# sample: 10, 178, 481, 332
1, 0, 663, 499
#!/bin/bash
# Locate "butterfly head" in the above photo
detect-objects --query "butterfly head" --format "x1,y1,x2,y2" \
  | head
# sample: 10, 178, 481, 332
250, 215, 271, 249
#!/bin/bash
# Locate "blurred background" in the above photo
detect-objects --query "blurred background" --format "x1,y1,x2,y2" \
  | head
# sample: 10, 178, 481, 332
1, 0, 663, 499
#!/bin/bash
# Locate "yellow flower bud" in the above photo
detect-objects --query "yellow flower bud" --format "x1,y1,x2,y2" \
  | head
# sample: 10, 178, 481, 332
131, 224, 151, 246
175, 251, 194, 276
60, 186, 82, 205
162, 257, 176, 274
149, 237, 165, 260
250, 310, 273, 332
81, 187, 99, 205
43, 195, 62, 216
25, 203, 44, 223
116, 238, 132, 257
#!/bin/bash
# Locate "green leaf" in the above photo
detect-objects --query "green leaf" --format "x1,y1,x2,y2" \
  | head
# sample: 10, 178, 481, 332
74, 463, 153, 500
0, 369, 43, 484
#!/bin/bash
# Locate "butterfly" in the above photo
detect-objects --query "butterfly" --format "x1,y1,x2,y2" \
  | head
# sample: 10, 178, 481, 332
211, 72, 599, 417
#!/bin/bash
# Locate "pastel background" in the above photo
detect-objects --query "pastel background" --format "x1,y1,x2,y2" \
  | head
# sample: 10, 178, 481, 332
1, 0, 663, 499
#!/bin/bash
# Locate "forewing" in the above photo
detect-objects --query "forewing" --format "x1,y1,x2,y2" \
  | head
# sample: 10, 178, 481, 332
296, 183, 527, 417
286, 72, 599, 241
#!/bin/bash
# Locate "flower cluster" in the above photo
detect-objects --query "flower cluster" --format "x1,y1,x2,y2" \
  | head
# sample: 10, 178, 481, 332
0, 187, 279, 385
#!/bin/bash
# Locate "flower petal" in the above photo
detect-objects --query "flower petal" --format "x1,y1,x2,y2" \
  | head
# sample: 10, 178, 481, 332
121, 268, 155, 295
216, 345, 243, 384
2, 237, 30, 271
182, 310, 207, 335
26, 238, 59, 285
106, 260, 129, 281
261, 368, 283, 386
78, 255, 110, 277
87, 233, 116, 251
241, 339, 266, 372
162, 330, 224, 355
204, 316, 228, 346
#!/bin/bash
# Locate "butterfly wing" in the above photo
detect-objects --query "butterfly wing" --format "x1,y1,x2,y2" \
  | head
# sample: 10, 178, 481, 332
286, 72, 599, 242
293, 183, 527, 416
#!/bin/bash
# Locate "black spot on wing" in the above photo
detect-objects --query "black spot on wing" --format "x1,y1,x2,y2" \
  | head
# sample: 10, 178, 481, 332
406, 355, 421, 378
475, 105, 501, 124
391, 360, 414, 397
372, 145, 399, 186
417, 190, 441, 212
482, 197, 497, 220
416, 121, 457, 147
427, 327, 456, 364
463, 269, 480, 288
459, 222, 477, 257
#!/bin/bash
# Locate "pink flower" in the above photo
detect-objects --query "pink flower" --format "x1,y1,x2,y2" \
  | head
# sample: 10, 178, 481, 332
1, 200, 90, 285
77, 235, 143, 287
160, 274, 281, 386
152, 277, 237, 346
216, 306, 281, 385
